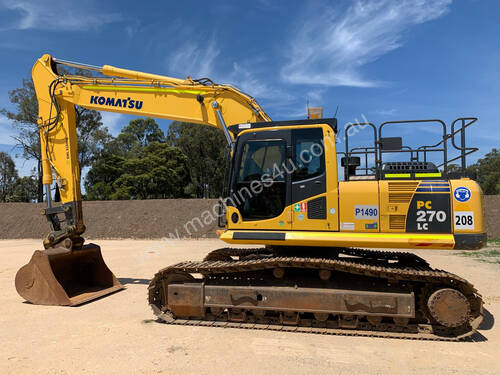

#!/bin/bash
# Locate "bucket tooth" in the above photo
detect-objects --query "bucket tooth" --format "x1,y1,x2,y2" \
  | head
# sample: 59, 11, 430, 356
15, 243, 124, 306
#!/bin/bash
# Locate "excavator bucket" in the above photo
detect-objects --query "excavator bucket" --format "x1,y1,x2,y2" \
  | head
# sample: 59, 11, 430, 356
15, 244, 123, 306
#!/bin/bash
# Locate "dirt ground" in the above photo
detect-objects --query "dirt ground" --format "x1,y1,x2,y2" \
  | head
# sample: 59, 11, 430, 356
1, 239, 499, 375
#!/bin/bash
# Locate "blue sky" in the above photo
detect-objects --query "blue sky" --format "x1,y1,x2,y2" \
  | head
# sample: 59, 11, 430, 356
0, 0, 499, 177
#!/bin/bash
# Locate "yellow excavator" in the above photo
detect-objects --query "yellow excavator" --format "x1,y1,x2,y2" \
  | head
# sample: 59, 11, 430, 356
16, 54, 486, 340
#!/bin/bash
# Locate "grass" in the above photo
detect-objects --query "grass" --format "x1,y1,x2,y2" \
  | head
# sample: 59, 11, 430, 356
488, 238, 500, 247
455, 239, 500, 264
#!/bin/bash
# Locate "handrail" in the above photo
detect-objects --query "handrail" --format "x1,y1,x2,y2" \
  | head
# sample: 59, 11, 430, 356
379, 119, 448, 174
339, 117, 479, 179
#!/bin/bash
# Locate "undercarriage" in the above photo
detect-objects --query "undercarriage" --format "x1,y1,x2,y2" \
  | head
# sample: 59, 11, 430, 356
148, 247, 483, 341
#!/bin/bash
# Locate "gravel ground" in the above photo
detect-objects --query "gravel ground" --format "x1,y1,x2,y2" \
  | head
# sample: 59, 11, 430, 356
1, 239, 499, 375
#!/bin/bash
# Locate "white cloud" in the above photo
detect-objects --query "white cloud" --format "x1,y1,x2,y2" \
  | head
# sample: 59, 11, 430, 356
0, 113, 16, 144
167, 37, 220, 78
374, 108, 397, 116
0, 114, 37, 176
307, 88, 326, 106
0, 0, 121, 31
13, 155, 37, 177
0, 144, 36, 177
165, 37, 293, 106
100, 112, 125, 136
225, 62, 294, 102
229, 62, 270, 97
270, 102, 309, 120
281, 0, 452, 87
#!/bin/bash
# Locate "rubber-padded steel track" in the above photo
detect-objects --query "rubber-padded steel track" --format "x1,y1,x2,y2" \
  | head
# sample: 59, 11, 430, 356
148, 247, 483, 341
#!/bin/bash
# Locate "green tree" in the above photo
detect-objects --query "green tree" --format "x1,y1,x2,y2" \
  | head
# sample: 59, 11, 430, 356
84, 153, 126, 200
112, 142, 190, 199
111, 118, 165, 155
482, 171, 500, 195
121, 118, 165, 146
0, 79, 42, 201
446, 164, 464, 176
76, 109, 112, 172
1, 74, 111, 202
85, 142, 190, 200
9, 175, 38, 202
85, 118, 170, 199
469, 148, 500, 194
0, 152, 18, 202
167, 121, 227, 198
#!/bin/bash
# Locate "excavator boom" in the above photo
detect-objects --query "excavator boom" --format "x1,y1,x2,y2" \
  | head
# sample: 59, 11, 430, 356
32, 54, 270, 247
16, 54, 271, 306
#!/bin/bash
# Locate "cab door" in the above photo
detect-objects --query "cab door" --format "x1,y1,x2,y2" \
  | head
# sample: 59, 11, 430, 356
227, 129, 293, 230
291, 127, 330, 230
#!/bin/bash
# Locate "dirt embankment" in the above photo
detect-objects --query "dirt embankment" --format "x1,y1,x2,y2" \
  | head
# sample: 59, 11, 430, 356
0, 199, 219, 240
0, 196, 499, 239
485, 195, 500, 238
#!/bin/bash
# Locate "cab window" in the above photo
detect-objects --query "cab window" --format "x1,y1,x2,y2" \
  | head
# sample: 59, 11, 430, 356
238, 140, 285, 182
293, 128, 325, 181
235, 139, 286, 220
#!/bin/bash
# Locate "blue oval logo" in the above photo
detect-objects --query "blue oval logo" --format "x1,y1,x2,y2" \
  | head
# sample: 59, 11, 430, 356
454, 187, 471, 202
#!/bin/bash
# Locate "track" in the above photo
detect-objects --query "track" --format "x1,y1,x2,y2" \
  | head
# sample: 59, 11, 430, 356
148, 247, 483, 341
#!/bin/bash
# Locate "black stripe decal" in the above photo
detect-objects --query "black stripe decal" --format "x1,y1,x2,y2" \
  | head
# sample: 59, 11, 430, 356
232, 232, 286, 241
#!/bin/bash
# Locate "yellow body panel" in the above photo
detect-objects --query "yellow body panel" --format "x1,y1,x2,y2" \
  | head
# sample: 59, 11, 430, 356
339, 181, 379, 232
450, 178, 485, 234
292, 125, 338, 231
379, 180, 419, 233
69, 85, 264, 130
226, 205, 292, 230
292, 194, 331, 230
220, 230, 455, 249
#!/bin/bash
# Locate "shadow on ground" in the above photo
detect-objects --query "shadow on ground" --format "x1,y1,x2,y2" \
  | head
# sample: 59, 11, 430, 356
479, 308, 495, 330
467, 308, 494, 342
118, 277, 151, 285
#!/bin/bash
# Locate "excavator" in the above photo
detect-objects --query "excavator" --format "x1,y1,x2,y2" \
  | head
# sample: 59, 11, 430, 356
15, 54, 487, 340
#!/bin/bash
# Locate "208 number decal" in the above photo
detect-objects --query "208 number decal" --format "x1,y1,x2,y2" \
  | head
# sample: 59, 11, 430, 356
454, 211, 474, 230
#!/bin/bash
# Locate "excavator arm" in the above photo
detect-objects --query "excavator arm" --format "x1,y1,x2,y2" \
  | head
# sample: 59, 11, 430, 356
32, 54, 271, 249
